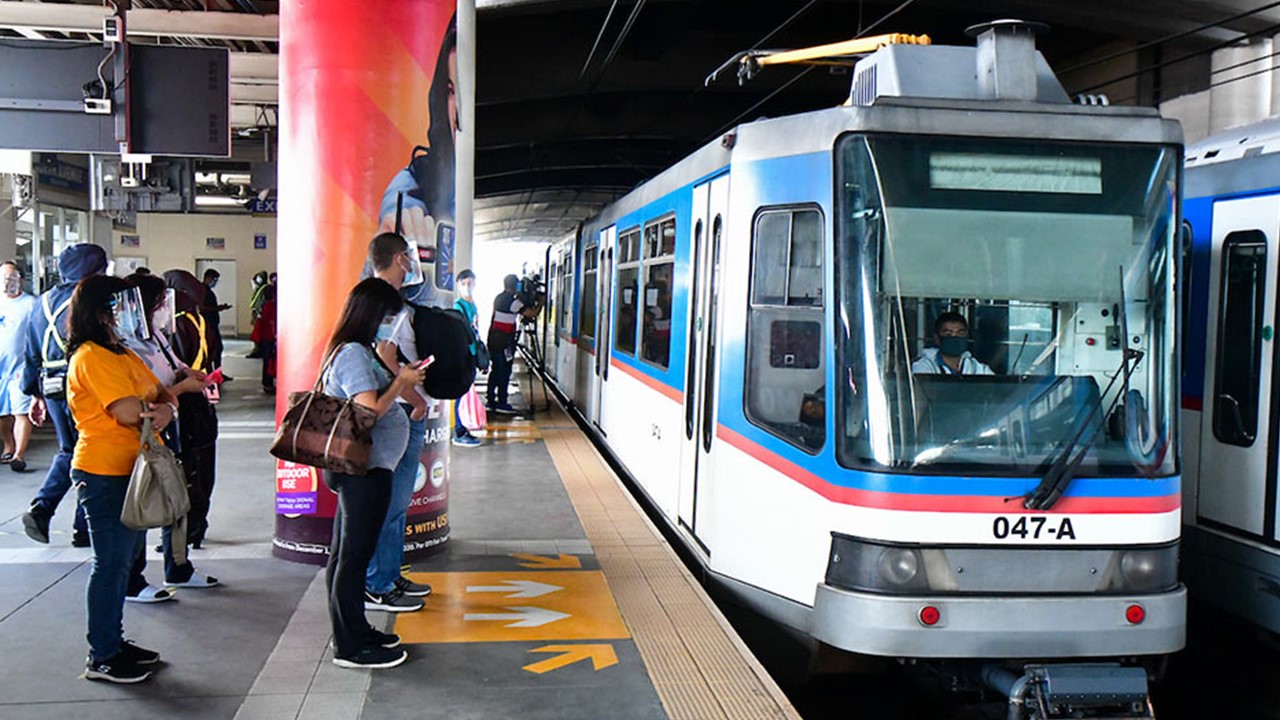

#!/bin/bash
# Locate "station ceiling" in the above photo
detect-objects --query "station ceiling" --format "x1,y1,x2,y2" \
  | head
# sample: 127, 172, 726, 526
2, 0, 1279, 243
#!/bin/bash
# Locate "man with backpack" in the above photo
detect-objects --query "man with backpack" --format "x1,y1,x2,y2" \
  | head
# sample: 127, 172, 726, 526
364, 232, 432, 613
19, 244, 106, 546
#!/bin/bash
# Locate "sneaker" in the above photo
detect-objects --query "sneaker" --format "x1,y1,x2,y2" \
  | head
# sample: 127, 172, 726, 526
10, 458, 28, 473
364, 588, 424, 613
126, 585, 175, 604
369, 629, 401, 649
84, 654, 153, 683
71, 530, 90, 548
489, 402, 518, 415
115, 640, 160, 666
22, 505, 50, 544
332, 628, 402, 653
452, 434, 482, 447
166, 572, 219, 589
332, 646, 407, 670
393, 575, 432, 597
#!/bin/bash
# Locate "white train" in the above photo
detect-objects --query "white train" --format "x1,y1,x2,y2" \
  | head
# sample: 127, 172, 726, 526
1181, 116, 1280, 637
528, 22, 1184, 718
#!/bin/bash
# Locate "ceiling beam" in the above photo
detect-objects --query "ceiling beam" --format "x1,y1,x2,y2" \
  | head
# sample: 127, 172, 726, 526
0, 5, 278, 42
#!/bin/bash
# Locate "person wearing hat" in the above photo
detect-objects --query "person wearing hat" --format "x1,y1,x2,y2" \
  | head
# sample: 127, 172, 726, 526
19, 243, 107, 548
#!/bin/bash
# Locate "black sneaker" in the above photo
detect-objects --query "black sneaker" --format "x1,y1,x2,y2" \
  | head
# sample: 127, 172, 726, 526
369, 629, 401, 649
84, 654, 153, 683
113, 640, 160, 666
22, 505, 50, 544
333, 646, 407, 670
393, 575, 432, 598
71, 530, 90, 548
364, 587, 424, 613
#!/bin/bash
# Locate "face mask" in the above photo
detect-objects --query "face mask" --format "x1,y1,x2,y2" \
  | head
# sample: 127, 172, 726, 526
938, 336, 969, 358
109, 287, 148, 344
375, 315, 398, 343
151, 305, 173, 338
458, 280, 474, 298
400, 246, 425, 286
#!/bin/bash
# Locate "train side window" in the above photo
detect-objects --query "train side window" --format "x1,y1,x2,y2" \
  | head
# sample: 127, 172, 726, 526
558, 251, 573, 334
746, 206, 826, 452
580, 242, 598, 341
1213, 230, 1267, 447
641, 217, 676, 368
615, 227, 642, 355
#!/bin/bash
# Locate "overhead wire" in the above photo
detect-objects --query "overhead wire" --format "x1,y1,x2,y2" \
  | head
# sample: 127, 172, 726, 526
597, 0, 649, 74
1078, 20, 1280, 93
580, 0, 621, 78
1059, 0, 1280, 75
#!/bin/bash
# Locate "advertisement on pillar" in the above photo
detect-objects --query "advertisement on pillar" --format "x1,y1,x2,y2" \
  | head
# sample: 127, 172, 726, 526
274, 0, 461, 564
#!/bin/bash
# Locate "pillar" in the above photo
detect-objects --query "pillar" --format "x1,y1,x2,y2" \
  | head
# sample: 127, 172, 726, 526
274, 0, 468, 563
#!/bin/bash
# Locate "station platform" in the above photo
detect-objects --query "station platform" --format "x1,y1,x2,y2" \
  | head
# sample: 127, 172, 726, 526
0, 344, 800, 720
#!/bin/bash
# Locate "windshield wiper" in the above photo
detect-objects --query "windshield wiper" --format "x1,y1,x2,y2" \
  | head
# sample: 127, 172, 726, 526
1024, 268, 1142, 511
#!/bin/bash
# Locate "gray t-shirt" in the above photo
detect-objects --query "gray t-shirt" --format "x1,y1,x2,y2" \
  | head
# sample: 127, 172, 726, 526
322, 342, 409, 472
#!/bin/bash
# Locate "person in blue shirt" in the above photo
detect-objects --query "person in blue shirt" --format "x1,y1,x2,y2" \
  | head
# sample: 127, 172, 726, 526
0, 261, 38, 472
452, 269, 482, 447
911, 311, 994, 376
20, 243, 106, 547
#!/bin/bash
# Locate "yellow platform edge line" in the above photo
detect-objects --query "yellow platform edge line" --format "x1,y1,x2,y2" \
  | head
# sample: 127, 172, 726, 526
534, 402, 803, 720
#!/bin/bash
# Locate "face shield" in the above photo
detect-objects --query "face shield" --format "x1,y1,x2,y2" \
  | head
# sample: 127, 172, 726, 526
150, 288, 177, 339
400, 245, 426, 287
108, 287, 149, 344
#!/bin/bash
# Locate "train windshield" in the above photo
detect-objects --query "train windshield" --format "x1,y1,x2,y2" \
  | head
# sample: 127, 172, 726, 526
835, 134, 1179, 477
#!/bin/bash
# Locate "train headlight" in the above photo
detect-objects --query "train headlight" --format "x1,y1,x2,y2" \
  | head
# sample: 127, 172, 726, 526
878, 548, 920, 586
1102, 545, 1179, 593
825, 534, 946, 594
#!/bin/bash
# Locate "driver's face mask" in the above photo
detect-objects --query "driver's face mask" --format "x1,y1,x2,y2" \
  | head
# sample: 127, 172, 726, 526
109, 287, 148, 344
938, 336, 969, 358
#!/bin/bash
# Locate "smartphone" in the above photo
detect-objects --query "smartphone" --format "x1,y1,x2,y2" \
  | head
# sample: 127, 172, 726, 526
205, 368, 224, 384
415, 356, 435, 369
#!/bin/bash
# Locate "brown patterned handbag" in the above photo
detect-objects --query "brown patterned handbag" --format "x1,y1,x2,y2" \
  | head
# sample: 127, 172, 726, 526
270, 348, 379, 476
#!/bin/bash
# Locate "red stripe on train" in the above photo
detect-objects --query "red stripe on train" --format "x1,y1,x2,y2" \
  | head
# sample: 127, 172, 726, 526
715, 425, 1180, 515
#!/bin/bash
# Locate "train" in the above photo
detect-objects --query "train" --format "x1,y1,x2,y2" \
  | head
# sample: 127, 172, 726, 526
524, 21, 1185, 718
1181, 117, 1280, 637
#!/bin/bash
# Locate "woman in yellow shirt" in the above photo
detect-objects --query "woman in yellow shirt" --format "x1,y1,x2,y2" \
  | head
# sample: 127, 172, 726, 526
67, 275, 177, 684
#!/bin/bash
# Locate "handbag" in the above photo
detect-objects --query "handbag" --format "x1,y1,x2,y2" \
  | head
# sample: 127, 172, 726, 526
121, 416, 192, 564
269, 348, 379, 476
474, 336, 491, 373
458, 387, 487, 432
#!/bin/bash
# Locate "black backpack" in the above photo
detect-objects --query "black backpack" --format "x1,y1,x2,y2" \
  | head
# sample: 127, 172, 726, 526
409, 304, 476, 400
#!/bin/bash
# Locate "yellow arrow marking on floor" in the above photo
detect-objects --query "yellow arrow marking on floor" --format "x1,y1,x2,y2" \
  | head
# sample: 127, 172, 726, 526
523, 644, 618, 674
512, 553, 582, 569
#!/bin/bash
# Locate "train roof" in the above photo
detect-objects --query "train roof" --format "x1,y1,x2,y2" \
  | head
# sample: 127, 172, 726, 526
1184, 116, 1280, 199
1186, 115, 1280, 168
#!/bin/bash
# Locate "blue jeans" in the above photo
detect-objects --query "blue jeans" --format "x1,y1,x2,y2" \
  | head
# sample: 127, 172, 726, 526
33, 397, 87, 532
365, 415, 426, 595
76, 469, 143, 662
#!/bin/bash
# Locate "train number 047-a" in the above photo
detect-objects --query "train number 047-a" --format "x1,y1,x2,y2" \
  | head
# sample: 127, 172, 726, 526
992, 516, 1076, 541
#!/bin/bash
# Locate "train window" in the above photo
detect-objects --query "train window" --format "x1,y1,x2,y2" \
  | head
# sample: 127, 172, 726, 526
752, 209, 824, 306
580, 243, 598, 340
641, 217, 676, 369
1213, 230, 1267, 447
616, 266, 640, 355
558, 252, 572, 334
619, 227, 641, 264
746, 205, 826, 452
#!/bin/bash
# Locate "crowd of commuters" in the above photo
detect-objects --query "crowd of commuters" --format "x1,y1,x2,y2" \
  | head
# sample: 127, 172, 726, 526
6, 229, 544, 680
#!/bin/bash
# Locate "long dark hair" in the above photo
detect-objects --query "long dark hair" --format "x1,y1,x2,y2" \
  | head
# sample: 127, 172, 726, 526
325, 278, 403, 357
411, 14, 457, 223
67, 275, 131, 356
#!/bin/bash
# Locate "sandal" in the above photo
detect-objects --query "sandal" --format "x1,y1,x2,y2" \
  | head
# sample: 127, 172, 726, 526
166, 572, 219, 589
0, 453, 13, 464
125, 585, 175, 604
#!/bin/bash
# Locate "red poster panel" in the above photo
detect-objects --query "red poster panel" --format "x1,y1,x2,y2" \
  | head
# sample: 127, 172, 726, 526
275, 0, 458, 563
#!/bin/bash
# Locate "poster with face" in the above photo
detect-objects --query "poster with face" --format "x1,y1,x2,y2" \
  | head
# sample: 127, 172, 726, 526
274, 0, 459, 564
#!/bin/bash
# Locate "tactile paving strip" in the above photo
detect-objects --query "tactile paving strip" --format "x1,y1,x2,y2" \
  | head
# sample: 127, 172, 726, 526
539, 405, 801, 720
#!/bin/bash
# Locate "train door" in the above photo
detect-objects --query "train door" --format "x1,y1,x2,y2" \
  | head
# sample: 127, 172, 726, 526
591, 227, 616, 431
545, 250, 558, 381
1198, 195, 1280, 539
677, 174, 728, 544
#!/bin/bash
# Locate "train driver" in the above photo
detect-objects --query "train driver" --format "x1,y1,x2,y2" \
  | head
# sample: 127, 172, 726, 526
911, 311, 994, 376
